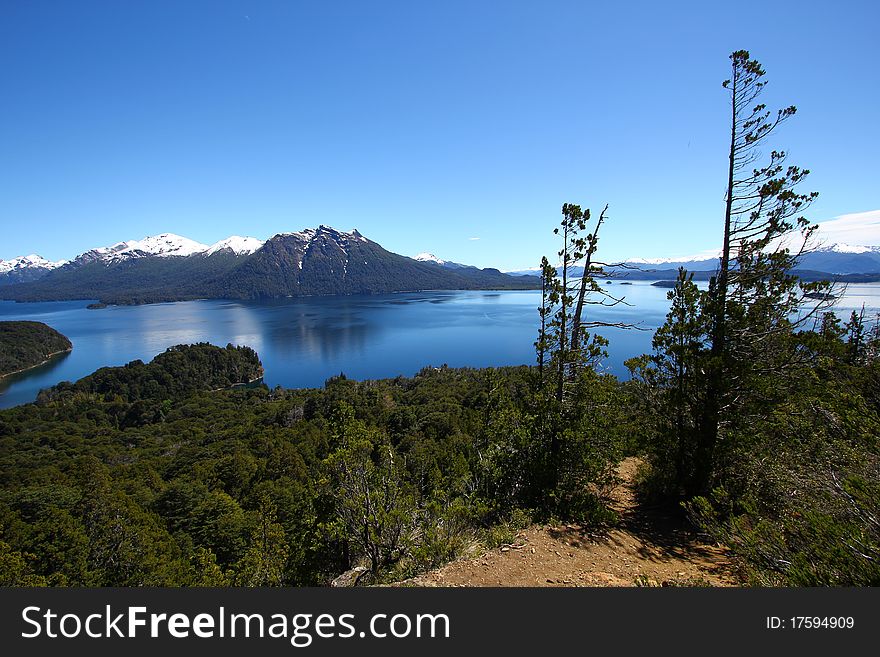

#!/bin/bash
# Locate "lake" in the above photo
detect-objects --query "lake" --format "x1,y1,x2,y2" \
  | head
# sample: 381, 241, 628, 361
2, 281, 879, 408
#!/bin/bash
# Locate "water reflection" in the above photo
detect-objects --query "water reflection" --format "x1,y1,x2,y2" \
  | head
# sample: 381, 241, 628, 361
2, 283, 880, 408
0, 350, 71, 396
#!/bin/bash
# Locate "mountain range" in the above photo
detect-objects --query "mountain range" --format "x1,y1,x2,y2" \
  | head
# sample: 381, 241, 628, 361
5, 230, 880, 306
0, 255, 68, 285
0, 226, 539, 305
506, 243, 880, 282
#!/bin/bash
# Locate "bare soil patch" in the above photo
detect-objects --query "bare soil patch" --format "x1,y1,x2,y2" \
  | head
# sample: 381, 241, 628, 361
402, 457, 738, 587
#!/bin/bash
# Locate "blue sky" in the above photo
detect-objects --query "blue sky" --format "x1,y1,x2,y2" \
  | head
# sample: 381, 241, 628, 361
1, 0, 877, 270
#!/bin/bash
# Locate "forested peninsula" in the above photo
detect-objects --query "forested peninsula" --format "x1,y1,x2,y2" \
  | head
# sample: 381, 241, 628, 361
0, 321, 72, 378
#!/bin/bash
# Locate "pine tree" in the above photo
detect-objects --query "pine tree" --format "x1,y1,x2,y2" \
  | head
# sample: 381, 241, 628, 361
648, 268, 709, 495
695, 50, 827, 493
531, 202, 628, 513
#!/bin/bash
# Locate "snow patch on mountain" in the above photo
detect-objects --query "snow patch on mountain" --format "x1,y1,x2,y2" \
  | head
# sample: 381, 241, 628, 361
205, 236, 264, 256
507, 242, 880, 276
280, 226, 364, 242
815, 242, 880, 255
622, 243, 880, 267
414, 252, 447, 265
0, 254, 66, 274
275, 226, 368, 270
625, 248, 721, 265
81, 233, 210, 264
316, 225, 367, 244
281, 228, 317, 241
7, 227, 370, 273
412, 252, 476, 270
118, 233, 209, 258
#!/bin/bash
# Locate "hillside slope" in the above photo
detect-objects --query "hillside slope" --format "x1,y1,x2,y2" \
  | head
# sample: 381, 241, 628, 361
402, 458, 737, 587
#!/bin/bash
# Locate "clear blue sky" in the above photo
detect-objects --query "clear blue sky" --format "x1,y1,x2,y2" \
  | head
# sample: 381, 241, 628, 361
1, 0, 878, 269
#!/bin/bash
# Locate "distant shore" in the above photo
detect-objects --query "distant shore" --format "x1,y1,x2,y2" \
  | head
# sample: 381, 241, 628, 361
0, 347, 72, 379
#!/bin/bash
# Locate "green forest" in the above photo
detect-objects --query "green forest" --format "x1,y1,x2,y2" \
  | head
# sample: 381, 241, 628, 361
1, 51, 878, 588
0, 321, 72, 377
0, 318, 878, 587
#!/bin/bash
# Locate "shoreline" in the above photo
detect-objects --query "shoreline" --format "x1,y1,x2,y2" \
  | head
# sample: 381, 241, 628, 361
0, 347, 72, 380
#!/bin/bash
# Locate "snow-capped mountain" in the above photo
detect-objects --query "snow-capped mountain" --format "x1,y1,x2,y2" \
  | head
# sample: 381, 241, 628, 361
414, 252, 448, 265
796, 243, 880, 274
1, 225, 538, 305
617, 243, 880, 274
68, 236, 193, 267
506, 242, 880, 279
412, 252, 474, 270
0, 254, 67, 286
624, 251, 721, 268
0, 254, 66, 274
278, 227, 367, 244
637, 242, 880, 275
2, 233, 251, 284
9, 233, 266, 274
123, 233, 209, 258
71, 233, 210, 266
276, 227, 368, 269
205, 236, 265, 256
814, 242, 880, 255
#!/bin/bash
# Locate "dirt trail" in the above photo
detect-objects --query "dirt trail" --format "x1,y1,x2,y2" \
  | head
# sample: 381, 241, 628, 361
405, 457, 737, 587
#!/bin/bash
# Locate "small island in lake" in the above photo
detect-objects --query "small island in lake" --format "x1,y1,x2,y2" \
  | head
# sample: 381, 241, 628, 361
0, 321, 72, 377
804, 291, 838, 301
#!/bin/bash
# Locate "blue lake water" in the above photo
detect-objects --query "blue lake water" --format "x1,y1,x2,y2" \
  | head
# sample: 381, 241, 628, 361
2, 282, 879, 408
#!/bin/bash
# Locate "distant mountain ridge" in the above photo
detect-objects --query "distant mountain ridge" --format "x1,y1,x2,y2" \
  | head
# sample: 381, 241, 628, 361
619, 243, 880, 275
8, 232, 879, 300
505, 242, 880, 281
412, 252, 475, 270
0, 226, 538, 304
56, 232, 265, 270
0, 233, 266, 285
0, 255, 67, 285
